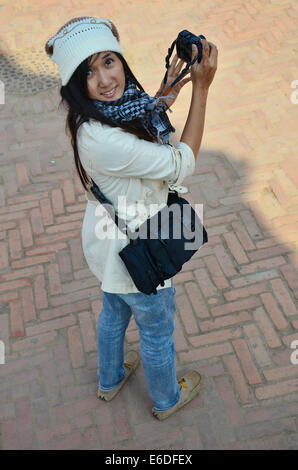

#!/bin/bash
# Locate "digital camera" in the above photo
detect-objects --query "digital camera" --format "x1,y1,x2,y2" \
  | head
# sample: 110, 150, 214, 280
176, 29, 206, 63
163, 30, 207, 88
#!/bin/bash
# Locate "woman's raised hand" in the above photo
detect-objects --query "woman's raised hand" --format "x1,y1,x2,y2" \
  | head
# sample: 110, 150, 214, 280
191, 39, 218, 89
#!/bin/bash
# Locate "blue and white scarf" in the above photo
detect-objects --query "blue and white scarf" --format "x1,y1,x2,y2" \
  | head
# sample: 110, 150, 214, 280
92, 74, 175, 144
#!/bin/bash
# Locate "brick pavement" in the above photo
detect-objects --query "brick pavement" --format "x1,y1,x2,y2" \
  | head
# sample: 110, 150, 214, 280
0, 0, 298, 450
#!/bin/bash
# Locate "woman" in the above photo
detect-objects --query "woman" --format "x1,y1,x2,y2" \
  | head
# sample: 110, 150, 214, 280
45, 16, 218, 420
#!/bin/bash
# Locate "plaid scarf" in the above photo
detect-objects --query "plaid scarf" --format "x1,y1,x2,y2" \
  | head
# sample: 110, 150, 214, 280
92, 74, 175, 144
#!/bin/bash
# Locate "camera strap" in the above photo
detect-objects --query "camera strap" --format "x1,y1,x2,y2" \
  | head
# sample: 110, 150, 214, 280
162, 39, 199, 89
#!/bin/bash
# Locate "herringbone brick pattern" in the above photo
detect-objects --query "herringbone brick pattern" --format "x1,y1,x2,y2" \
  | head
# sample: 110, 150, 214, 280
0, 0, 298, 450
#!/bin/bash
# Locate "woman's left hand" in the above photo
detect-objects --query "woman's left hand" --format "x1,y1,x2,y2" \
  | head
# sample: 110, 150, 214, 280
155, 53, 191, 108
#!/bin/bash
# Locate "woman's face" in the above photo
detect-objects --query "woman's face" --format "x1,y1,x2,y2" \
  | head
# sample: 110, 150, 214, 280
86, 51, 126, 101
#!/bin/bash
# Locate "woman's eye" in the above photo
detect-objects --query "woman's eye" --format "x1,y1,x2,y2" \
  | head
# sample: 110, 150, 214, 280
87, 69, 92, 77
105, 58, 113, 66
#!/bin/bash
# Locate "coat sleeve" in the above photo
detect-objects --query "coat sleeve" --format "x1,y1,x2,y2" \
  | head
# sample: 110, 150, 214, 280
77, 121, 195, 185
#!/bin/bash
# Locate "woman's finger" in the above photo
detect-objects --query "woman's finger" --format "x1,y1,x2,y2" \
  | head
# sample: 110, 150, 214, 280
170, 53, 179, 68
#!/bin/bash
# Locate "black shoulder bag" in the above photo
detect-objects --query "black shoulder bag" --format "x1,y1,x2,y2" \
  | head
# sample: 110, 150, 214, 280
86, 178, 208, 295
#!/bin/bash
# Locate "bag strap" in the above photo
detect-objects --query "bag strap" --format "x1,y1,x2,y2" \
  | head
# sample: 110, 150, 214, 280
86, 177, 134, 238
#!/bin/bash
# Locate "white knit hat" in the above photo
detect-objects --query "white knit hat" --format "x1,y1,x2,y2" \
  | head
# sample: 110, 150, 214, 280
45, 16, 123, 86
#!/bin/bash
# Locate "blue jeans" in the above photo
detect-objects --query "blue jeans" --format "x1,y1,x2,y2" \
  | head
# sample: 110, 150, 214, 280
97, 279, 181, 412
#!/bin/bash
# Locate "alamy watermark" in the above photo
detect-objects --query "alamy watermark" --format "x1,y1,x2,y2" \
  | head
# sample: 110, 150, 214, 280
290, 339, 298, 365
0, 80, 4, 105
93, 197, 205, 250
0, 340, 5, 364
290, 80, 298, 104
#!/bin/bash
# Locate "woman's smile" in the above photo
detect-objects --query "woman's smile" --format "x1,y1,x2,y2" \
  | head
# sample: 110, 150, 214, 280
101, 86, 117, 98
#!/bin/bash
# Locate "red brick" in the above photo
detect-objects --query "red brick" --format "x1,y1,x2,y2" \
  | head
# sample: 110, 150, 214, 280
49, 287, 100, 307
26, 315, 76, 336
200, 311, 251, 332
16, 163, 30, 186
243, 323, 271, 367
34, 274, 48, 309
174, 271, 194, 284
176, 294, 199, 334
94, 406, 115, 448
231, 220, 256, 250
270, 278, 298, 316
202, 255, 230, 290
82, 426, 100, 449
181, 424, 204, 449
73, 172, 86, 195
213, 245, 238, 277
0, 291, 18, 303
0, 278, 30, 292
63, 179, 76, 205
232, 339, 262, 384
10, 298, 25, 338
12, 331, 57, 352
185, 282, 210, 318
179, 343, 232, 362
43, 431, 82, 450
11, 253, 56, 269
51, 188, 64, 215
37, 421, 73, 445
8, 229, 22, 259
19, 218, 33, 248
249, 244, 295, 262
7, 192, 48, 205
67, 203, 87, 213
40, 198, 54, 226
45, 220, 82, 234
78, 311, 97, 353
30, 207, 44, 235
211, 297, 261, 317
239, 256, 286, 275
47, 262, 62, 295
223, 355, 250, 403
25, 242, 68, 256
57, 249, 73, 282
280, 264, 298, 293
35, 231, 79, 246
194, 267, 219, 296
0, 221, 17, 231
113, 398, 133, 442
67, 325, 85, 368
21, 286, 36, 322
260, 292, 289, 330
224, 282, 268, 301
0, 241, 8, 268
174, 315, 188, 351
0, 403, 15, 420
70, 237, 85, 270
15, 397, 33, 449
255, 379, 298, 400
189, 327, 242, 347
1, 419, 18, 449
223, 232, 249, 264
0, 265, 43, 281
56, 212, 84, 224
40, 300, 89, 321
215, 376, 245, 426
263, 364, 298, 381
52, 396, 101, 423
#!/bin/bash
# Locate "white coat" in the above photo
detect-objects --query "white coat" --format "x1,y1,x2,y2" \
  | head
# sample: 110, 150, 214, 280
77, 118, 195, 293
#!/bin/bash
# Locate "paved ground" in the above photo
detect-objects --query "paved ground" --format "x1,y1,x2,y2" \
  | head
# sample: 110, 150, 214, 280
0, 0, 298, 450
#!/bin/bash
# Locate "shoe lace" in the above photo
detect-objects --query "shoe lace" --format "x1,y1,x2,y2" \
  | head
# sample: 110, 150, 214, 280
178, 377, 188, 390
124, 361, 133, 369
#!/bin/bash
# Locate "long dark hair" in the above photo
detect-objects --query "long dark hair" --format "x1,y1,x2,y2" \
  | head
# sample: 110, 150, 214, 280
58, 52, 156, 191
